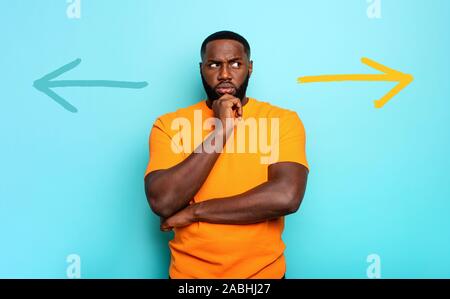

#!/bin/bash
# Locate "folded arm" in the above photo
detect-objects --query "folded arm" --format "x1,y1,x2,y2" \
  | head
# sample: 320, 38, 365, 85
145, 95, 242, 219
160, 162, 308, 230
145, 129, 227, 219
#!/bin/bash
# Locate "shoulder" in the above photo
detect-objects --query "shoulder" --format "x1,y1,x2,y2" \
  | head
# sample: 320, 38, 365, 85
249, 98, 307, 139
154, 100, 205, 129
249, 98, 303, 122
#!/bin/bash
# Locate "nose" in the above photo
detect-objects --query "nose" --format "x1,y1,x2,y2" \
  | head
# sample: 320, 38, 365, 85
218, 64, 232, 81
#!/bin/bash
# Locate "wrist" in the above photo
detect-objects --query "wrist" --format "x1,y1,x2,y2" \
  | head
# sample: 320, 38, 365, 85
190, 202, 202, 222
218, 119, 235, 141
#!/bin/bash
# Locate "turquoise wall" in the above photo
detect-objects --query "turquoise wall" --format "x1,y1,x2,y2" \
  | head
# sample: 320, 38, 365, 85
1, 0, 449, 278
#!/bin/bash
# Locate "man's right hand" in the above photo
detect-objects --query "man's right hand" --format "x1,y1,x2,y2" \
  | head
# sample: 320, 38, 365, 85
146, 96, 244, 219
211, 94, 243, 125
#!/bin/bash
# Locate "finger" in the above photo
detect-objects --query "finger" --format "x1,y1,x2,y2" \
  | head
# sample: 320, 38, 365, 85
229, 99, 242, 119
160, 220, 170, 229
222, 97, 241, 108
217, 96, 243, 119
219, 94, 239, 104
218, 93, 235, 101
160, 224, 173, 232
235, 100, 242, 118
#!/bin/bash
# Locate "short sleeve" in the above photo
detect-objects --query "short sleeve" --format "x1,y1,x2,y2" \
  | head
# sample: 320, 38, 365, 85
272, 111, 309, 171
144, 117, 185, 177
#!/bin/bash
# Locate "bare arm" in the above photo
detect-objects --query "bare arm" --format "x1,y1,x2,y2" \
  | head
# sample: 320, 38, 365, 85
145, 95, 242, 219
194, 162, 308, 224
160, 162, 308, 230
145, 129, 226, 219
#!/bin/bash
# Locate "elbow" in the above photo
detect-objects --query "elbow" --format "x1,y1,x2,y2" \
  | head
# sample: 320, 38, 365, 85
280, 179, 307, 215
147, 195, 173, 218
282, 187, 304, 215
144, 175, 174, 218
286, 197, 302, 214
148, 197, 173, 219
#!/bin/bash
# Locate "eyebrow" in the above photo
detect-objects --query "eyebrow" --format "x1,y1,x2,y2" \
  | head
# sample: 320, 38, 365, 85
206, 57, 243, 63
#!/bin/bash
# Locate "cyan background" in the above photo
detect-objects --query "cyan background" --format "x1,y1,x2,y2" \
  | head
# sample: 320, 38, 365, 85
0, 0, 449, 278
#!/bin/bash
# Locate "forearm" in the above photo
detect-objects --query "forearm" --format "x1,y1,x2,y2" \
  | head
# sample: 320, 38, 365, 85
146, 128, 232, 218
192, 179, 301, 225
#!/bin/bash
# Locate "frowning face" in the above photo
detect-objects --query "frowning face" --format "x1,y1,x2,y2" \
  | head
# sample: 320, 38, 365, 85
200, 39, 253, 102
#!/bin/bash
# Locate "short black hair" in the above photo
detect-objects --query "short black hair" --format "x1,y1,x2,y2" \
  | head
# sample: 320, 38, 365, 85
200, 30, 251, 61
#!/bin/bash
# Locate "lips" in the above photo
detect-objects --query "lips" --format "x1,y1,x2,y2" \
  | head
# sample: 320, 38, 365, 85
215, 83, 236, 95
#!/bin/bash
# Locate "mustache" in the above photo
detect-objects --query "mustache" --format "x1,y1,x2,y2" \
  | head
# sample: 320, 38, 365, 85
215, 82, 236, 89
201, 72, 250, 102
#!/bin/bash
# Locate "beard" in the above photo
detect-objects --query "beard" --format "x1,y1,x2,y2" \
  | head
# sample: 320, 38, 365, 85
201, 71, 250, 102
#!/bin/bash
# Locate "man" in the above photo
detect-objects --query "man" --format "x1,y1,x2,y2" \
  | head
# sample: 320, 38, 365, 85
144, 31, 309, 279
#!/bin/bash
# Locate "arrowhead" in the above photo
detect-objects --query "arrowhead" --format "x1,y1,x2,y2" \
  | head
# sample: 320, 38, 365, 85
361, 57, 414, 108
33, 59, 82, 113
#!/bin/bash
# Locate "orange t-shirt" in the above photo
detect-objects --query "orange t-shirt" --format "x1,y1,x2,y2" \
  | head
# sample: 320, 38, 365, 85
145, 97, 309, 278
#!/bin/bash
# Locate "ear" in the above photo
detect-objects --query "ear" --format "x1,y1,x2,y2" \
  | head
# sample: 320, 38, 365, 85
199, 62, 203, 73
248, 60, 253, 77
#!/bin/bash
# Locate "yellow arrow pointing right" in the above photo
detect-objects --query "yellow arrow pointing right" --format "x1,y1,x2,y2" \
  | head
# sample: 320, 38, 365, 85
298, 57, 414, 108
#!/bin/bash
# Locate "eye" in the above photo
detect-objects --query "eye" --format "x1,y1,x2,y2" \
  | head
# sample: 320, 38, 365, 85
209, 63, 219, 68
231, 62, 241, 68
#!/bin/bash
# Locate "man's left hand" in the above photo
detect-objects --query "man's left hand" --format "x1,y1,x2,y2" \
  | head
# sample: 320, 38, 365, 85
160, 204, 198, 232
